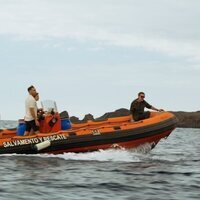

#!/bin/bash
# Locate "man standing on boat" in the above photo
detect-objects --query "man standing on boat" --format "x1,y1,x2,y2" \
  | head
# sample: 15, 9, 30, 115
130, 92, 163, 121
24, 85, 40, 136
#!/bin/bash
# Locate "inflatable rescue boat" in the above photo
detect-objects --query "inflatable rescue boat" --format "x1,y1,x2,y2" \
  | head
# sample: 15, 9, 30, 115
0, 101, 178, 154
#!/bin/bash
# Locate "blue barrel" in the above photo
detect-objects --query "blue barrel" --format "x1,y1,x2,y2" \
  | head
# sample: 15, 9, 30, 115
61, 118, 71, 130
17, 120, 26, 136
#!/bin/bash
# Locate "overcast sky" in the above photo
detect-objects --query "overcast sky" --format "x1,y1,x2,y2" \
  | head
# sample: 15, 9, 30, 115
0, 0, 200, 120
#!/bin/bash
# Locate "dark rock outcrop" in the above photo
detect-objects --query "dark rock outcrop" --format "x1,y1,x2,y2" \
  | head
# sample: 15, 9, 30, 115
69, 108, 200, 128
70, 116, 81, 123
95, 108, 130, 121
82, 114, 95, 122
172, 111, 200, 128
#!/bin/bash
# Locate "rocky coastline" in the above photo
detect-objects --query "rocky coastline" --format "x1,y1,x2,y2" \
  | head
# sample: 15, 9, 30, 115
70, 109, 200, 128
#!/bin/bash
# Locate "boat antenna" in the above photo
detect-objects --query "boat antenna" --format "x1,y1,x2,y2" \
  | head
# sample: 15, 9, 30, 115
54, 101, 58, 112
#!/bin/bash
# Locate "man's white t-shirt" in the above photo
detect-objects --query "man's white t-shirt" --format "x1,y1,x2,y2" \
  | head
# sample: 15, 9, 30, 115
24, 95, 37, 121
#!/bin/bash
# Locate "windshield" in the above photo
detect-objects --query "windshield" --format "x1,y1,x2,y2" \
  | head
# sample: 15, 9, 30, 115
41, 100, 58, 113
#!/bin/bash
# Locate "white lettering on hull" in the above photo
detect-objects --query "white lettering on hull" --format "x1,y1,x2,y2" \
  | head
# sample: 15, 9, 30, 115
3, 134, 67, 148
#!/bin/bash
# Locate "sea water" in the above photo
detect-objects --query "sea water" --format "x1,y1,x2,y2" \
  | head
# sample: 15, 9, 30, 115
0, 120, 17, 129
0, 122, 199, 200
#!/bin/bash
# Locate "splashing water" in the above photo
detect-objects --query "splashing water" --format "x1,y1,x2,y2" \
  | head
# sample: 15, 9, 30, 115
44, 143, 153, 162
1, 142, 154, 163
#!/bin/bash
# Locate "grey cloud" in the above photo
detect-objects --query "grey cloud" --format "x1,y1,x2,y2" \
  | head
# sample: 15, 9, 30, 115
0, 0, 200, 61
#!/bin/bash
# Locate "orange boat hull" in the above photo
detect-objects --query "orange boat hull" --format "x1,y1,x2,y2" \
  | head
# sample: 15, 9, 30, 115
0, 112, 178, 154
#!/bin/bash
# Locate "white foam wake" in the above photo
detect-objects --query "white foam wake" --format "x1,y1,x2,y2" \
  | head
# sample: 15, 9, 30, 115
1, 143, 154, 162
49, 149, 140, 162
43, 142, 154, 162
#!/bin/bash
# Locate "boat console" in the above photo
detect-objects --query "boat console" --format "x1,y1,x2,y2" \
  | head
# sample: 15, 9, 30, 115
39, 100, 61, 133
